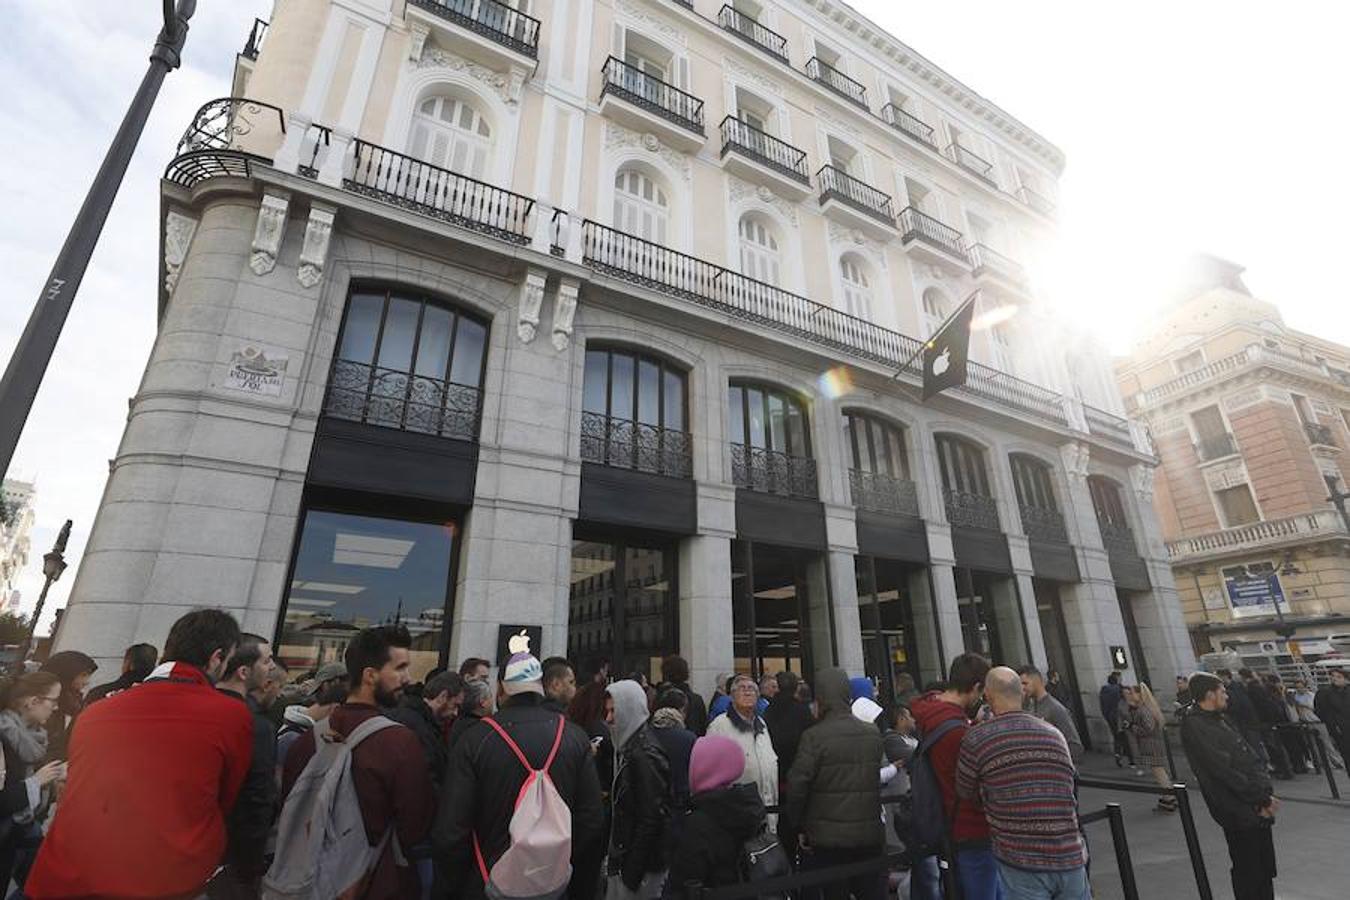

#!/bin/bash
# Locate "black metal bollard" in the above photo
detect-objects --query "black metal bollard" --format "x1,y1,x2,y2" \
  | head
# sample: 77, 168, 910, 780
1310, 728, 1341, 800
1172, 784, 1214, 900
1105, 803, 1140, 900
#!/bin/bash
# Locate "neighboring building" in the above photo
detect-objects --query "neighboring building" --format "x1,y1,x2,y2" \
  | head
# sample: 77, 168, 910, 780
1, 479, 36, 611
1117, 255, 1350, 676
56, 0, 1191, 741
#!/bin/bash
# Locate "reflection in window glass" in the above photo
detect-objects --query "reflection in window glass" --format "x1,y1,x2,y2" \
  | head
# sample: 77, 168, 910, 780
610, 354, 634, 420
728, 385, 744, 444
448, 318, 485, 386
277, 510, 455, 683
664, 370, 684, 431
746, 388, 766, 447
583, 351, 608, 414
378, 298, 420, 372
415, 306, 453, 379
638, 359, 660, 425
768, 394, 787, 452
339, 293, 384, 363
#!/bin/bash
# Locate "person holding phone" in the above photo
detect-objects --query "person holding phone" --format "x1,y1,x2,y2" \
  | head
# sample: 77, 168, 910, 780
0, 672, 68, 890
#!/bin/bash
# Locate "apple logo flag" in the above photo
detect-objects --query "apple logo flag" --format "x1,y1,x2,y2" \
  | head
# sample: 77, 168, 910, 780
921, 296, 977, 401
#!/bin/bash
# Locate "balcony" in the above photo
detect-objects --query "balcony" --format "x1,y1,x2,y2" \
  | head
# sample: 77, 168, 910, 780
1166, 509, 1349, 564
1137, 343, 1342, 409
1083, 404, 1137, 451
945, 489, 1000, 530
241, 18, 268, 60
598, 57, 705, 152
1196, 433, 1240, 462
898, 206, 969, 270
849, 469, 920, 517
165, 97, 286, 188
580, 411, 693, 478
731, 444, 819, 499
580, 220, 1072, 432
719, 117, 812, 200
881, 103, 936, 149
343, 139, 535, 243
1021, 505, 1069, 544
405, 0, 541, 70
967, 243, 1030, 299
1305, 422, 1338, 448
806, 57, 868, 110
944, 143, 998, 189
323, 359, 482, 441
817, 165, 896, 239
1017, 185, 1056, 217
718, 6, 788, 63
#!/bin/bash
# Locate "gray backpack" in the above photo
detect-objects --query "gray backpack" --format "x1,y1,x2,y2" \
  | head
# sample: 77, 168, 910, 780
262, 715, 404, 900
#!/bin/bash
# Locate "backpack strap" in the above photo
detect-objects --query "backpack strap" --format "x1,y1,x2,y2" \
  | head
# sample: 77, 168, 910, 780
344, 715, 399, 749
542, 715, 566, 774
471, 714, 568, 885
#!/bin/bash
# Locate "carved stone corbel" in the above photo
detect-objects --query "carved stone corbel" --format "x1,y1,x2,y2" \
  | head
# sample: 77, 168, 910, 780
517, 269, 547, 343
1129, 463, 1156, 500
1059, 441, 1090, 480
249, 189, 290, 276
296, 202, 336, 288
552, 278, 580, 351
164, 210, 198, 295
408, 22, 430, 61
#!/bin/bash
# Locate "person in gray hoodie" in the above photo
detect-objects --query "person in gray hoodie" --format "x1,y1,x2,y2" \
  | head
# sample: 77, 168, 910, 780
606, 679, 670, 900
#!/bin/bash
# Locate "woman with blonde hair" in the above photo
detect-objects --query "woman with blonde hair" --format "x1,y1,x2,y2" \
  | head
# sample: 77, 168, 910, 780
1125, 683, 1177, 812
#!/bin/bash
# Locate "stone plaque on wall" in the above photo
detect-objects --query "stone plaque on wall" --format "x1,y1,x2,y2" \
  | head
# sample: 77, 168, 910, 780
222, 345, 288, 397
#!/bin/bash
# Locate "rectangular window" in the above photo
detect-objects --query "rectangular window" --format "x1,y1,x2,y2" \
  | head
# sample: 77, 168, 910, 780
1173, 350, 1205, 373
1191, 405, 1227, 441
1215, 484, 1261, 527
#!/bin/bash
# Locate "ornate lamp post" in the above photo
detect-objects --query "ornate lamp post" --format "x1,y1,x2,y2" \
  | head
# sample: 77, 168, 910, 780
22, 520, 71, 662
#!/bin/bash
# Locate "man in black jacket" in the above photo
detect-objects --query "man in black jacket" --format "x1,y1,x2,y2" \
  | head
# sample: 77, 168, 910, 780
763, 669, 814, 786
1242, 669, 1293, 778
1314, 668, 1350, 765
658, 655, 708, 736
1218, 668, 1266, 763
389, 670, 464, 790
433, 654, 603, 900
607, 678, 671, 900
84, 643, 158, 704
786, 668, 885, 900
1181, 672, 1279, 900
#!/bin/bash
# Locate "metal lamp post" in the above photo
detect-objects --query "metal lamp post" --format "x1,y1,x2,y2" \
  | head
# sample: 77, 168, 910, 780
0, 0, 198, 481
1328, 475, 1350, 534
22, 520, 72, 663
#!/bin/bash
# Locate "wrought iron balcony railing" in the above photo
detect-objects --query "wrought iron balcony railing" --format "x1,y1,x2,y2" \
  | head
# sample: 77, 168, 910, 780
1305, 422, 1337, 447
580, 220, 1070, 430
1196, 433, 1239, 461
1084, 404, 1135, 449
849, 469, 920, 517
1098, 520, 1139, 557
818, 165, 894, 226
242, 18, 268, 60
718, 5, 789, 62
407, 0, 541, 58
165, 97, 286, 187
731, 444, 819, 499
1021, 505, 1069, 543
967, 244, 1028, 287
805, 57, 868, 109
1166, 509, 1347, 562
345, 139, 535, 243
898, 206, 968, 262
945, 143, 997, 187
580, 411, 693, 478
881, 103, 936, 147
1017, 185, 1056, 216
323, 359, 482, 441
600, 57, 705, 135
945, 489, 1000, 530
720, 117, 810, 184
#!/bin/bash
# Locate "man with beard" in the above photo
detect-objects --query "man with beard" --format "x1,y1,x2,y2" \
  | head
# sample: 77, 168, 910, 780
26, 610, 253, 900
281, 625, 435, 900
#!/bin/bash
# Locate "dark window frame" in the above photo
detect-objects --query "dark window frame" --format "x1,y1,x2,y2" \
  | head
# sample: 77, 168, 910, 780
1087, 475, 1129, 527
583, 346, 690, 433
843, 410, 910, 479
728, 381, 812, 457
935, 433, 991, 496
1009, 453, 1059, 512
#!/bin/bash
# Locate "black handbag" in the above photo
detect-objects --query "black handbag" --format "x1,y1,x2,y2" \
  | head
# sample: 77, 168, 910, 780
741, 828, 791, 899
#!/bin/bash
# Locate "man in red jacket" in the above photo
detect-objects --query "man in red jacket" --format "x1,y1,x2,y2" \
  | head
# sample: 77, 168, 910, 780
910, 652, 1001, 900
27, 609, 254, 899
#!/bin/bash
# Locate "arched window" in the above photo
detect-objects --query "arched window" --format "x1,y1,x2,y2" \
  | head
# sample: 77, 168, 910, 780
840, 255, 872, 319
581, 347, 690, 477
738, 214, 781, 285
614, 167, 669, 242
1009, 452, 1068, 543
326, 285, 488, 440
935, 433, 997, 529
922, 288, 949, 338
843, 411, 915, 515
1087, 475, 1129, 529
727, 382, 816, 497
409, 95, 492, 177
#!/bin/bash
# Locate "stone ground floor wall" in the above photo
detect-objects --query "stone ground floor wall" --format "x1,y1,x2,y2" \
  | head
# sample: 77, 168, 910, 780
54, 188, 1195, 733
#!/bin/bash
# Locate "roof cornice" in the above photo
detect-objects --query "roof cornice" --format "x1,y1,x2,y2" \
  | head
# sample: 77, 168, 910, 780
802, 0, 1066, 174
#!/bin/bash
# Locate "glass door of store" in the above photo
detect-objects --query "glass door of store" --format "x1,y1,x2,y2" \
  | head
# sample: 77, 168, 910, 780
856, 556, 944, 704
1034, 579, 1090, 748
731, 540, 827, 679
568, 536, 678, 682
954, 567, 1032, 667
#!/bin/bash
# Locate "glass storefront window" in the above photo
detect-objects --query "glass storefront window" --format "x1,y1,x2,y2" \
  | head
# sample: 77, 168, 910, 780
856, 557, 944, 702
277, 509, 456, 682
568, 538, 676, 681
953, 567, 1031, 667
731, 541, 828, 679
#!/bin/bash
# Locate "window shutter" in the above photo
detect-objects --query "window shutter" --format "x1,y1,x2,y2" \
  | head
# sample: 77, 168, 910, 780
612, 24, 625, 59
676, 56, 691, 91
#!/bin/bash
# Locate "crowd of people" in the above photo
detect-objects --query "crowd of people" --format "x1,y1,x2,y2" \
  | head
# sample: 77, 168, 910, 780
2, 605, 1348, 900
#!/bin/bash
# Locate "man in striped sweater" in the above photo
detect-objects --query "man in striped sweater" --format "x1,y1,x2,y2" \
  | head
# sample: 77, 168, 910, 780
957, 667, 1088, 900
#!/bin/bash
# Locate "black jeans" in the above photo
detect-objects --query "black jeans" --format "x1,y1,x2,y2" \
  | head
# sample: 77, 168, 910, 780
799, 846, 886, 900
1223, 825, 1276, 900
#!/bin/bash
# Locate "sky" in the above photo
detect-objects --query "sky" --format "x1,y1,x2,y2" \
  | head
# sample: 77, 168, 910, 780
2, 1, 1348, 632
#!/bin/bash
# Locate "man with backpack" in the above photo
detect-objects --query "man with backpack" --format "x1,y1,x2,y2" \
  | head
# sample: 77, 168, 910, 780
433, 652, 604, 900
910, 652, 1000, 900
275, 625, 434, 900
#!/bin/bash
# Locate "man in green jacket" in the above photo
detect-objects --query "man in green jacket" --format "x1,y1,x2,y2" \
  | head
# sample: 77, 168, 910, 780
785, 668, 884, 900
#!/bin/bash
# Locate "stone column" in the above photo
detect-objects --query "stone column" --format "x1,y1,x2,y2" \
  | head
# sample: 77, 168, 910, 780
1012, 571, 1049, 669
1128, 463, 1198, 692
822, 505, 864, 676
681, 482, 737, 699
925, 523, 967, 667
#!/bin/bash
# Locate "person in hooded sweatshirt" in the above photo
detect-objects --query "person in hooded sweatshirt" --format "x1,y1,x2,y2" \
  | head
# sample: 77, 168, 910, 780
607, 678, 671, 900
666, 735, 768, 899
275, 663, 349, 783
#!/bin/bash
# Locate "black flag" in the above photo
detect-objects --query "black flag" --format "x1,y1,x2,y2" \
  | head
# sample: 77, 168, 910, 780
921, 296, 977, 400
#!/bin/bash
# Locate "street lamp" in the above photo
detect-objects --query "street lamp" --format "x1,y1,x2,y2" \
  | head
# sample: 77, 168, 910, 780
1327, 475, 1350, 535
0, 1, 197, 481
21, 520, 72, 663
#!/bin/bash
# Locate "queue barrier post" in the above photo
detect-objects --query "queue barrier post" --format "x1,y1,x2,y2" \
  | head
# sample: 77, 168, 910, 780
1106, 802, 1140, 900
1162, 724, 1179, 782
1172, 783, 1213, 900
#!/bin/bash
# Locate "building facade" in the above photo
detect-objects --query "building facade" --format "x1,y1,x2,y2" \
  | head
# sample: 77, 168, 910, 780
1, 479, 36, 613
1117, 256, 1350, 673
54, 0, 1191, 741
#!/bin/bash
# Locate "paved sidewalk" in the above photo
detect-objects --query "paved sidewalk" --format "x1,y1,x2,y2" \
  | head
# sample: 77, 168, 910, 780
1077, 748, 1349, 900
